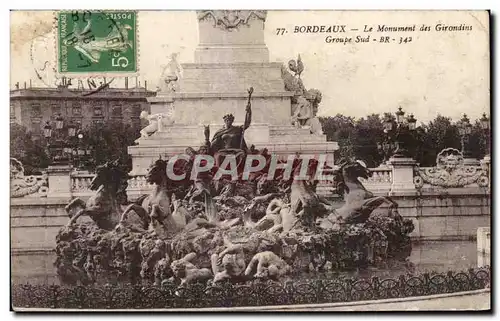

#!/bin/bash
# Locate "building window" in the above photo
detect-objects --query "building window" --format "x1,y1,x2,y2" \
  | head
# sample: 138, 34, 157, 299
72, 103, 82, 115
111, 105, 122, 118
133, 104, 142, 117
93, 105, 103, 117
52, 104, 61, 115
31, 121, 41, 133
10, 104, 15, 121
31, 103, 42, 118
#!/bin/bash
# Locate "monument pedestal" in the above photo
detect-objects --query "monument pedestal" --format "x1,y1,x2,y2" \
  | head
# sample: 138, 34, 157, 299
388, 157, 417, 195
128, 10, 338, 175
129, 122, 338, 175
46, 164, 73, 198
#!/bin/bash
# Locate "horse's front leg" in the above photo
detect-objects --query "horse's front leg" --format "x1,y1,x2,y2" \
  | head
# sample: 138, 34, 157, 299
66, 207, 99, 226
368, 196, 400, 214
375, 195, 398, 208
65, 198, 87, 218
380, 196, 402, 220
360, 196, 387, 212
361, 196, 401, 220
120, 204, 151, 230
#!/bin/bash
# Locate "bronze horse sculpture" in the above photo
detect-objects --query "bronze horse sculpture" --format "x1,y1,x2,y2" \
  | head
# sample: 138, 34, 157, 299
326, 160, 401, 225
66, 160, 148, 231
125, 156, 192, 237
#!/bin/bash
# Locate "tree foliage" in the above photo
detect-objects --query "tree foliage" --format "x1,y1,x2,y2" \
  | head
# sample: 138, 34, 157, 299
319, 114, 488, 167
10, 123, 50, 175
11, 113, 489, 174
79, 121, 140, 172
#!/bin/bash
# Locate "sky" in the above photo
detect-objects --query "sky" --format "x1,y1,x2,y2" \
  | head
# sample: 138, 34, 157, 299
10, 10, 490, 124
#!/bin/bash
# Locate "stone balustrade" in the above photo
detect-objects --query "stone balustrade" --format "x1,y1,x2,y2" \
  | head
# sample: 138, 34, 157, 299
66, 167, 393, 198
359, 165, 393, 193
16, 150, 490, 200
363, 166, 393, 183
316, 165, 393, 196
127, 175, 155, 192
70, 172, 155, 197
70, 173, 94, 195
62, 162, 487, 198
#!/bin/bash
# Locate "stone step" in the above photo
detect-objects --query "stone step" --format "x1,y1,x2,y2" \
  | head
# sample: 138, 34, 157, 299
269, 135, 327, 143
150, 130, 203, 139
269, 127, 315, 135
137, 138, 202, 146
138, 134, 328, 146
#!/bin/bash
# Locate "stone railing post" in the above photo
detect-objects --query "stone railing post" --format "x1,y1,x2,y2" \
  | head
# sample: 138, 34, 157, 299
477, 227, 490, 267
387, 157, 417, 195
480, 156, 491, 189
46, 164, 73, 198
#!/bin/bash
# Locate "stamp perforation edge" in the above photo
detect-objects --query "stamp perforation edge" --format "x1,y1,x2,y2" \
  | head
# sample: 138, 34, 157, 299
54, 10, 140, 79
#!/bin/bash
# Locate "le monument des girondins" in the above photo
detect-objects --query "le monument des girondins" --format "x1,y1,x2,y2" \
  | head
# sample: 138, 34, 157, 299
11, 10, 490, 311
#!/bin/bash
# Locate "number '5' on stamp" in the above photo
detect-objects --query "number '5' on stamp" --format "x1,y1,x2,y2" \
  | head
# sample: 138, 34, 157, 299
57, 10, 137, 74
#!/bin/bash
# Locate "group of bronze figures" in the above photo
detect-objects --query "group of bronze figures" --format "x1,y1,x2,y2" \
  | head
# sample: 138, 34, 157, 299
56, 68, 413, 286
57, 102, 414, 286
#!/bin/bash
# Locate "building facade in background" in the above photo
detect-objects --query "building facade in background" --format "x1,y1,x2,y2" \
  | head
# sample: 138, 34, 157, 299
10, 84, 156, 137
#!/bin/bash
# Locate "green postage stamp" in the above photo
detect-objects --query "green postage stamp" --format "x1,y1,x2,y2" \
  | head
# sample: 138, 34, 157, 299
57, 11, 137, 74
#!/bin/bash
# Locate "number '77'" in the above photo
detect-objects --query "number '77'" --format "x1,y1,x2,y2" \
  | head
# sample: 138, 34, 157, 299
276, 28, 286, 35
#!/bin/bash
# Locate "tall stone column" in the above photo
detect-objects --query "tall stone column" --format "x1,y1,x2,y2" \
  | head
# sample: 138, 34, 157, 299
129, 10, 339, 175
387, 157, 417, 195
195, 10, 270, 64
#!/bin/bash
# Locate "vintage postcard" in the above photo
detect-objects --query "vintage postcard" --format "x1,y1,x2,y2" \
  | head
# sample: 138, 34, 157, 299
10, 10, 491, 311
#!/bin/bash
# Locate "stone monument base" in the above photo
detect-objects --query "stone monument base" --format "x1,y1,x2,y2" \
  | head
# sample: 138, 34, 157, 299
128, 123, 338, 175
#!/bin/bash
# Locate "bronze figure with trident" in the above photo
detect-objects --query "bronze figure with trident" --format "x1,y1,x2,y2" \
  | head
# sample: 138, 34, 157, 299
208, 87, 253, 167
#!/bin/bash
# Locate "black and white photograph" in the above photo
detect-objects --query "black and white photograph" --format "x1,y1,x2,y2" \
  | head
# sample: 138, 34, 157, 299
9, 9, 491, 311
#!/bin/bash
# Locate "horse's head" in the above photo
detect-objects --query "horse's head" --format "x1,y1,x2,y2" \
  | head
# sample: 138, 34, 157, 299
146, 156, 168, 185
90, 163, 113, 191
90, 160, 129, 195
340, 160, 371, 181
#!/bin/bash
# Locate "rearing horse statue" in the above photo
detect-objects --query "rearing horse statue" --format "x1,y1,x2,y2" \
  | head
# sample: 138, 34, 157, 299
66, 160, 149, 230
328, 160, 401, 225
280, 157, 332, 232
124, 157, 187, 237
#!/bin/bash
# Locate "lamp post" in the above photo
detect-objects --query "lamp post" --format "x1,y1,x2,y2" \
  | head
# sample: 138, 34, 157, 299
66, 121, 77, 167
76, 132, 84, 170
43, 121, 53, 161
67, 121, 77, 138
407, 114, 417, 130
43, 121, 53, 139
379, 107, 418, 161
55, 113, 64, 130
377, 136, 396, 164
43, 116, 81, 166
458, 114, 473, 158
480, 113, 490, 160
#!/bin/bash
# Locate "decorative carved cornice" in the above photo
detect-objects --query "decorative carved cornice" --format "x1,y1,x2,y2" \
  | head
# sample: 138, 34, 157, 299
197, 10, 267, 31
414, 148, 489, 189
10, 158, 48, 198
